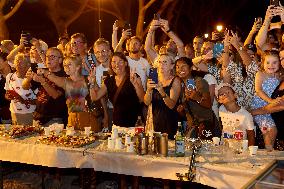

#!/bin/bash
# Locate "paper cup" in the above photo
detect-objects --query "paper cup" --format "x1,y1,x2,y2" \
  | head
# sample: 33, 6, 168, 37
242, 140, 248, 151
84, 127, 91, 137
249, 146, 258, 156
57, 124, 64, 132
115, 138, 123, 149
54, 128, 61, 136
44, 127, 50, 136
212, 137, 220, 146
108, 137, 115, 149
126, 142, 134, 153
112, 128, 118, 139
66, 130, 75, 136
125, 135, 131, 145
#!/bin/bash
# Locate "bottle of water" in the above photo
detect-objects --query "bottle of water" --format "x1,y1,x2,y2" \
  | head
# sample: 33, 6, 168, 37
175, 122, 185, 157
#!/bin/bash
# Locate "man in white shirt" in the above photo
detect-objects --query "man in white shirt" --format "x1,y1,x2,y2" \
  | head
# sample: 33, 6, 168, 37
93, 38, 112, 131
126, 36, 150, 90
216, 83, 255, 146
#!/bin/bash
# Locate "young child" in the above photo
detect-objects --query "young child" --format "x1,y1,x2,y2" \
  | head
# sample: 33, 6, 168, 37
251, 51, 281, 151
216, 83, 255, 146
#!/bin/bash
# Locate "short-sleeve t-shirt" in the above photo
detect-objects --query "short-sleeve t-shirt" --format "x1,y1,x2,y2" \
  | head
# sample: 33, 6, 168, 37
32, 70, 68, 124
219, 105, 254, 139
5, 73, 37, 114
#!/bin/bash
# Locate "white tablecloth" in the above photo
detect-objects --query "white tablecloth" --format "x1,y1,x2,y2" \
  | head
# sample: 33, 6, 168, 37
0, 136, 283, 189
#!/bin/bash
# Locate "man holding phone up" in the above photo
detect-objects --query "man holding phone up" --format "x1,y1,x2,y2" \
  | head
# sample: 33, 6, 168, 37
114, 24, 150, 90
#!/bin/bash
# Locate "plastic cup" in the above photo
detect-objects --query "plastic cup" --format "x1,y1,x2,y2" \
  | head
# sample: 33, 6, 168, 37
84, 127, 91, 137
44, 127, 50, 136
242, 140, 248, 151
212, 137, 220, 146
249, 146, 258, 156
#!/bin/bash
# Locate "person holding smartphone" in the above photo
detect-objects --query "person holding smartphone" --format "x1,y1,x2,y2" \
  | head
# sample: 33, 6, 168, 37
175, 57, 220, 139
144, 54, 181, 139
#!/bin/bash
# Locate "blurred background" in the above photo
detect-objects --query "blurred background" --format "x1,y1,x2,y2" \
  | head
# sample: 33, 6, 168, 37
1, 0, 273, 46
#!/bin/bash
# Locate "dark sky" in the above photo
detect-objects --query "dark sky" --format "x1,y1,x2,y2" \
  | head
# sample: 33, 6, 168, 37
6, 0, 271, 47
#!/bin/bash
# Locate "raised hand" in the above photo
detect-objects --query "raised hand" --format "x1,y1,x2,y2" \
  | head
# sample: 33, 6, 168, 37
121, 29, 132, 40
159, 19, 170, 33
113, 20, 119, 31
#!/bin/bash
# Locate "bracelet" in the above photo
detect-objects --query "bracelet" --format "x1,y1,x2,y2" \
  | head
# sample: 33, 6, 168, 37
166, 29, 171, 33
162, 93, 167, 99
196, 97, 203, 104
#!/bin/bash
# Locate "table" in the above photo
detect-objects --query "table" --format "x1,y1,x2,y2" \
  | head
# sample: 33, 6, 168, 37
0, 136, 283, 189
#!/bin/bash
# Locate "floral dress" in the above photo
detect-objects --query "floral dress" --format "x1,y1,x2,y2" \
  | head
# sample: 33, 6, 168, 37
207, 60, 259, 109
226, 61, 259, 109
251, 77, 280, 128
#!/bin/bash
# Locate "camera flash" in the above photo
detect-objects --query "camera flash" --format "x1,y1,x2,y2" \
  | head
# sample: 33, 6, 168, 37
216, 25, 223, 32
204, 33, 209, 38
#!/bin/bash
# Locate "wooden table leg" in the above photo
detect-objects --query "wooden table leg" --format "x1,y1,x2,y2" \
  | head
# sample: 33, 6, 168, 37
120, 175, 127, 189
0, 161, 3, 189
163, 179, 170, 189
132, 176, 139, 189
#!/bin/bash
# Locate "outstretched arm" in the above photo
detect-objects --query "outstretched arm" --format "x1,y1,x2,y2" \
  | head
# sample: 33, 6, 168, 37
160, 19, 185, 57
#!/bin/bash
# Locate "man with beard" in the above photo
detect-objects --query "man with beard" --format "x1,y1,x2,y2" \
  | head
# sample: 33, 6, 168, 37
125, 36, 150, 90
115, 34, 150, 90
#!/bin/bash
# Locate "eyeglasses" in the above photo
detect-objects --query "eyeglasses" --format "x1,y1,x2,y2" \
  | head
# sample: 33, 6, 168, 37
71, 41, 85, 46
46, 55, 61, 60
94, 49, 109, 55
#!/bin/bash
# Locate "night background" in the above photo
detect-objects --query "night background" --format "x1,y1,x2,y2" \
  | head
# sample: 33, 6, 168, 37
3, 0, 274, 47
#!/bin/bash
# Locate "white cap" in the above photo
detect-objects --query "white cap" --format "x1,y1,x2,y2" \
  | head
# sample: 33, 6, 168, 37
215, 83, 235, 97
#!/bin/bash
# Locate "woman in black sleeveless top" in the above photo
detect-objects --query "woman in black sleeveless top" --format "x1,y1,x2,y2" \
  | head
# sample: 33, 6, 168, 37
144, 54, 181, 139
90, 52, 145, 127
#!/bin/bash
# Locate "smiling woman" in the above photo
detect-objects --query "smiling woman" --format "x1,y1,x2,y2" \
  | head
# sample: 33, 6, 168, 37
89, 52, 145, 128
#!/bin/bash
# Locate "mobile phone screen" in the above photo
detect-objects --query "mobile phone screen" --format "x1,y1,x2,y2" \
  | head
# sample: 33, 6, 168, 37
213, 43, 224, 58
186, 79, 196, 90
149, 68, 158, 84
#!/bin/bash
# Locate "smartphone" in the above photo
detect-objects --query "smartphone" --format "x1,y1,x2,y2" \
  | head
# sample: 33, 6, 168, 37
149, 68, 158, 84
153, 13, 160, 20
270, 0, 280, 6
21, 31, 32, 47
213, 42, 224, 58
124, 21, 131, 30
30, 63, 38, 73
186, 79, 196, 90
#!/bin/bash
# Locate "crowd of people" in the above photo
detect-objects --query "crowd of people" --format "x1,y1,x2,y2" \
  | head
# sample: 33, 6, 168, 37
0, 4, 283, 151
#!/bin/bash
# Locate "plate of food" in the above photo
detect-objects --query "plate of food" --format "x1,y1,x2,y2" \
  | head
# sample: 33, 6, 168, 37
38, 135, 96, 148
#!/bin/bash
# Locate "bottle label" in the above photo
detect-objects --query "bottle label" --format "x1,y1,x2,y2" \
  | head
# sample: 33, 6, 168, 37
234, 130, 244, 140
223, 132, 233, 139
175, 140, 185, 155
